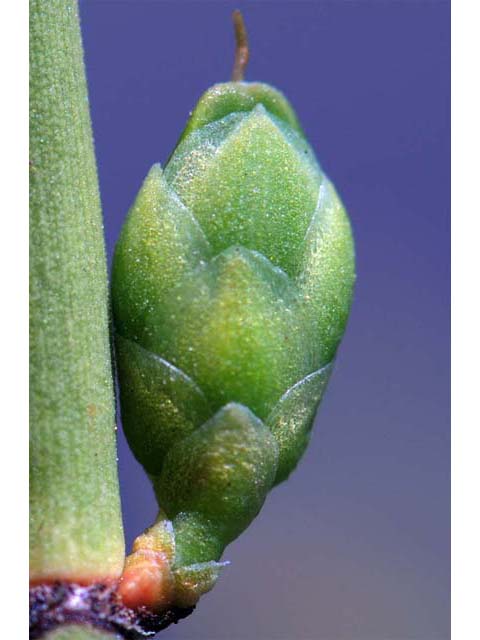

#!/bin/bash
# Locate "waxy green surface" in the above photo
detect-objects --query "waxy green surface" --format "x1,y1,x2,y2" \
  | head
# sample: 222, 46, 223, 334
113, 81, 355, 604
30, 0, 124, 585
44, 626, 117, 640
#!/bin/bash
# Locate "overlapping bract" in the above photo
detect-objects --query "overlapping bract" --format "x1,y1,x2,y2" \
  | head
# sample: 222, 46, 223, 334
112, 82, 355, 607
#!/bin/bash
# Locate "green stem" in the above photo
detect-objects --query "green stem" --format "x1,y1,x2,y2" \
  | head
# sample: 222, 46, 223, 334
29, 0, 124, 594
44, 626, 119, 640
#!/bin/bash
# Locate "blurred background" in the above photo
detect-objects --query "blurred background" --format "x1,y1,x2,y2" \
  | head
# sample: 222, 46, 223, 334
80, 1, 450, 638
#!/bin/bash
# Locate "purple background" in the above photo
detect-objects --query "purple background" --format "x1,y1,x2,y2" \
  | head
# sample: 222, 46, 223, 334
81, 1, 450, 638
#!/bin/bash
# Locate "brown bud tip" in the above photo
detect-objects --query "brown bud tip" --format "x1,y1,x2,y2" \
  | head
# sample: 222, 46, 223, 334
232, 9, 249, 81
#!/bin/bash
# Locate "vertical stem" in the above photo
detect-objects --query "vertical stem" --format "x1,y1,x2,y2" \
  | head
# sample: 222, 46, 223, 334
44, 626, 118, 640
231, 10, 249, 81
30, 0, 124, 587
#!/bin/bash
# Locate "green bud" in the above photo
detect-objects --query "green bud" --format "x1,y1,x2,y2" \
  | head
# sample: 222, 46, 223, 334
157, 403, 278, 552
113, 79, 355, 610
